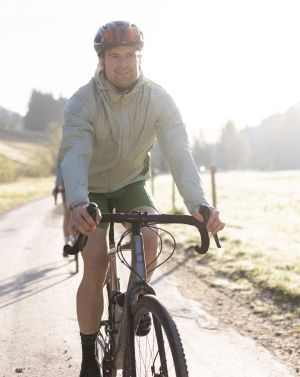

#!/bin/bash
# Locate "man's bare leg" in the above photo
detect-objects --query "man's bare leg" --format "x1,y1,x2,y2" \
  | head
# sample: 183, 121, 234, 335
77, 228, 109, 334
77, 228, 109, 376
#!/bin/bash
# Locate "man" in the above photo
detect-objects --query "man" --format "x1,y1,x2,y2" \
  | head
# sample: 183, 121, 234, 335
59, 20, 225, 377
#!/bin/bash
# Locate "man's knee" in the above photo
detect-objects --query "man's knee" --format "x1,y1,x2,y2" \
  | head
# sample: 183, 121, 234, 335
82, 228, 109, 288
83, 260, 107, 288
142, 227, 159, 251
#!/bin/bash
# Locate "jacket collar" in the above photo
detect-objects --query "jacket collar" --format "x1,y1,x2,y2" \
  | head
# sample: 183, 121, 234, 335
94, 64, 146, 102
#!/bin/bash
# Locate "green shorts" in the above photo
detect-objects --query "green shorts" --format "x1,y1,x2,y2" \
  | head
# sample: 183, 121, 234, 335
89, 181, 156, 231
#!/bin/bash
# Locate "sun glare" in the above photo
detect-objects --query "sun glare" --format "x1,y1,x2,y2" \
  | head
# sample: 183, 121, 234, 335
1, 0, 300, 141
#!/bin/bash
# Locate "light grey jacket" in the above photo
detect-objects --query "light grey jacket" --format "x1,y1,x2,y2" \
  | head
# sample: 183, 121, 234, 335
59, 67, 208, 212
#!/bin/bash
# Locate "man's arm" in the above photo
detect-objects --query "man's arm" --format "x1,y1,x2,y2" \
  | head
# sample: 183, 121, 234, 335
59, 93, 95, 209
155, 93, 224, 234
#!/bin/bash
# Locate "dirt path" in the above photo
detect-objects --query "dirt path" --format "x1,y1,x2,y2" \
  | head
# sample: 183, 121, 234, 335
0, 197, 297, 376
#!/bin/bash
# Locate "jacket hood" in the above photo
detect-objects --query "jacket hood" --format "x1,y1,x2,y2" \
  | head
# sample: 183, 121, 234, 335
93, 64, 147, 102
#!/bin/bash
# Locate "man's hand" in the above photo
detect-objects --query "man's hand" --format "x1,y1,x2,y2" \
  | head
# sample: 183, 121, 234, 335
192, 206, 225, 235
70, 203, 101, 236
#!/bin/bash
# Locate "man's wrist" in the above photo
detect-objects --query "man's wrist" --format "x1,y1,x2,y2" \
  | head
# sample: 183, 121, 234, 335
70, 201, 89, 211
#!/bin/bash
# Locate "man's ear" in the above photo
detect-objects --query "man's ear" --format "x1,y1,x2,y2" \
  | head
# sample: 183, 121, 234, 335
137, 51, 142, 67
99, 55, 105, 70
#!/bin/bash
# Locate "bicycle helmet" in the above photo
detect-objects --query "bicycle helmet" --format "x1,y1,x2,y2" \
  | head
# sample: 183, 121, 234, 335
94, 21, 144, 56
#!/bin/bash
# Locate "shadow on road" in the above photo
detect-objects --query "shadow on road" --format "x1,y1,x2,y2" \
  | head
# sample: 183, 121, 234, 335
0, 260, 76, 309
152, 245, 195, 285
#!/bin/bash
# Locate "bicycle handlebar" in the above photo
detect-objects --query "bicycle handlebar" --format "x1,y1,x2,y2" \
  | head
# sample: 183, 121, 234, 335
64, 203, 221, 256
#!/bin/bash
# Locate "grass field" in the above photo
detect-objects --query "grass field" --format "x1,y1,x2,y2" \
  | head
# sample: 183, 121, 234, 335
0, 176, 54, 213
152, 171, 300, 305
0, 129, 57, 183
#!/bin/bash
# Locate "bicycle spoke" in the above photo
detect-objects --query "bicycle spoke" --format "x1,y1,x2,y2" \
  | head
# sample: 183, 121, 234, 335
130, 296, 188, 377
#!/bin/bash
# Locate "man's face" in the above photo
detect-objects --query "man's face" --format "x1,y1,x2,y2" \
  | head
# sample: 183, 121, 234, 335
101, 45, 141, 91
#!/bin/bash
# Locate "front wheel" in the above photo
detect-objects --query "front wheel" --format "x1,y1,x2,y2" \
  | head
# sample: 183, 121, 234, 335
123, 294, 188, 377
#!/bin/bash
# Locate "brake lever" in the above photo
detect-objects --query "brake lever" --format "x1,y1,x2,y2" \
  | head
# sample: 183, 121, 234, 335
63, 202, 99, 255
63, 233, 87, 255
199, 205, 221, 248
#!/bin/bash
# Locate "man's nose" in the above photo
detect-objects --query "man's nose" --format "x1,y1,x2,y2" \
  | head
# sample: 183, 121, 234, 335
118, 56, 130, 66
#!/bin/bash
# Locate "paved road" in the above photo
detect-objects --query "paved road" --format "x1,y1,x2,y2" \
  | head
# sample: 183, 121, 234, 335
0, 197, 295, 376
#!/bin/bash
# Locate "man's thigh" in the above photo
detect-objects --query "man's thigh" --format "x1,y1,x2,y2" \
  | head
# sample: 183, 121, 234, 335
117, 182, 157, 214
89, 181, 157, 231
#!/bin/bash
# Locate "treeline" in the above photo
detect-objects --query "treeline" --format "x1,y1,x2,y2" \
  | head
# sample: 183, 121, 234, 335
1, 92, 300, 171
23, 90, 67, 132
0, 90, 67, 133
196, 102, 299, 171
0, 90, 67, 183
153, 102, 300, 171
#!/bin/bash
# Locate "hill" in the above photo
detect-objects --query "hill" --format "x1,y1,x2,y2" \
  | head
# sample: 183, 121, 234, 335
0, 128, 49, 164
0, 128, 58, 183
0, 106, 23, 131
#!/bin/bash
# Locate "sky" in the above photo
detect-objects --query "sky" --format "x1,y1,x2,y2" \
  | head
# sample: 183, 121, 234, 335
1, 0, 300, 142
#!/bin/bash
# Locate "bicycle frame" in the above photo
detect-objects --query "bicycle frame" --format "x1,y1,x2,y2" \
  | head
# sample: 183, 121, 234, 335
105, 221, 156, 371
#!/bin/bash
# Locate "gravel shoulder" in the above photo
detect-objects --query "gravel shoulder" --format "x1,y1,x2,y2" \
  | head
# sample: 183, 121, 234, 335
161, 246, 300, 375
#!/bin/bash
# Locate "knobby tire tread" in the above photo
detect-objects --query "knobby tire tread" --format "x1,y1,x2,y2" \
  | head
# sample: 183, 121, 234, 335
122, 294, 188, 377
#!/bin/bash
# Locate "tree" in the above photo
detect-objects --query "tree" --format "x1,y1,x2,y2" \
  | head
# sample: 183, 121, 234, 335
191, 134, 212, 168
215, 120, 247, 169
23, 90, 66, 132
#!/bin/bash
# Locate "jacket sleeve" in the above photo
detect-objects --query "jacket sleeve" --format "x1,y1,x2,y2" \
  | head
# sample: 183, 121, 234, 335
155, 93, 209, 213
59, 92, 94, 208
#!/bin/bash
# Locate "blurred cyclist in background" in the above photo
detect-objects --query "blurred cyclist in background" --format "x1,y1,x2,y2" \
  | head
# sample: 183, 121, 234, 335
52, 158, 73, 256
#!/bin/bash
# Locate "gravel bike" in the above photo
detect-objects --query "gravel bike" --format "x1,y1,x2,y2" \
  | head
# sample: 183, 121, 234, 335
67, 202, 221, 376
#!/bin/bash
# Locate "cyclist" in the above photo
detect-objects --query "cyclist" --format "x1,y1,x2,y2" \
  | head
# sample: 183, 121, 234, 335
52, 158, 73, 256
59, 20, 225, 377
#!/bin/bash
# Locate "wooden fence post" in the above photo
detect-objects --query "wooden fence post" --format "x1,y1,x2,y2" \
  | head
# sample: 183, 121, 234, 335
210, 166, 217, 207
172, 179, 176, 211
151, 169, 155, 196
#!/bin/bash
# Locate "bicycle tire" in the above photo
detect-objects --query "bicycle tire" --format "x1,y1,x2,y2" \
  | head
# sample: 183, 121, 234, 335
123, 294, 188, 377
